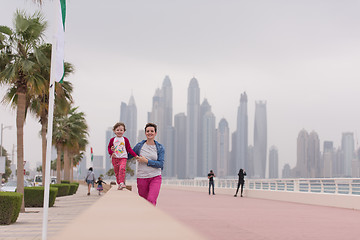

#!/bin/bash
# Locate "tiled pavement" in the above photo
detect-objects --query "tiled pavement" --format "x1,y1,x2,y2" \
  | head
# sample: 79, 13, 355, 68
0, 184, 100, 240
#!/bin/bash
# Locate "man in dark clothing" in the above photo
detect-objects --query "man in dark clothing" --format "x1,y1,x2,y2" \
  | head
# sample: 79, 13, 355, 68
208, 170, 216, 195
234, 169, 246, 197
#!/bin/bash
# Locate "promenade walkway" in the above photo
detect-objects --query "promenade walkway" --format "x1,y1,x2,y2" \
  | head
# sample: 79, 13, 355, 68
0, 184, 100, 240
158, 186, 360, 240
1, 183, 360, 240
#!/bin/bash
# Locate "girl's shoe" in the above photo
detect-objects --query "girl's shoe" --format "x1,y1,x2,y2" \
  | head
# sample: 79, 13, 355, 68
118, 182, 125, 190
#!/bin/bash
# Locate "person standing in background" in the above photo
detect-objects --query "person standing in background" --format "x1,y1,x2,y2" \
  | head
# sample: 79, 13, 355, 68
234, 169, 247, 197
208, 170, 216, 195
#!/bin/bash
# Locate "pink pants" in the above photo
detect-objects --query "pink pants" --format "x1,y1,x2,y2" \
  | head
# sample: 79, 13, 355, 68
137, 175, 162, 206
112, 157, 127, 184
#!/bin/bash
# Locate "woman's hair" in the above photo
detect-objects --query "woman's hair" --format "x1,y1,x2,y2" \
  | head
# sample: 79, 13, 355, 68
89, 167, 93, 171
239, 169, 243, 173
145, 123, 157, 132
113, 122, 126, 131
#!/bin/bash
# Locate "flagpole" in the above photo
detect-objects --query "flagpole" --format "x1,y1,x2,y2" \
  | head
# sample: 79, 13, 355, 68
42, 1, 63, 239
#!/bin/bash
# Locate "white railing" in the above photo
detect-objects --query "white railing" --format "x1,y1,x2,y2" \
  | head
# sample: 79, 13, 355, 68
162, 178, 360, 196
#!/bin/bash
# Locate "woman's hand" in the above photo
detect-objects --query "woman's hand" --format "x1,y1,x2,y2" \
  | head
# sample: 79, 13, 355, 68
136, 155, 148, 164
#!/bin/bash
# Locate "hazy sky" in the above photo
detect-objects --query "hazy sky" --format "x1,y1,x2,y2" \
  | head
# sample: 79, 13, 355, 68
1, 0, 360, 175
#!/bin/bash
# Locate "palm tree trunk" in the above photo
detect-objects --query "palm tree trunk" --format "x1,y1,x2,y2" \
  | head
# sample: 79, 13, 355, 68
64, 146, 70, 181
41, 118, 47, 186
70, 154, 74, 182
56, 144, 62, 182
16, 91, 26, 212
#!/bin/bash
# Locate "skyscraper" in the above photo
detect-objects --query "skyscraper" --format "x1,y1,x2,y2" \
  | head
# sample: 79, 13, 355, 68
186, 77, 200, 178
174, 113, 186, 179
217, 118, 229, 177
235, 92, 248, 175
105, 128, 113, 173
268, 146, 278, 178
308, 131, 321, 178
199, 99, 212, 176
253, 101, 267, 178
201, 109, 216, 176
296, 129, 309, 178
148, 76, 174, 177
341, 132, 354, 177
120, 95, 137, 145
323, 141, 334, 178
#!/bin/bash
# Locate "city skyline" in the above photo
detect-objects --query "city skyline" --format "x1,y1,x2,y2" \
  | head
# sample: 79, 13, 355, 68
1, 1, 360, 173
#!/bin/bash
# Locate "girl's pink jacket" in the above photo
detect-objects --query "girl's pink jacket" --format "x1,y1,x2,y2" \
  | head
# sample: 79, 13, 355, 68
107, 136, 138, 158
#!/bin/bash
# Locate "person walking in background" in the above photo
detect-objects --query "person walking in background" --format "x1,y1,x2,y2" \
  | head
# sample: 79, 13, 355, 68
96, 177, 106, 195
85, 167, 96, 196
208, 170, 216, 195
108, 122, 138, 190
234, 169, 247, 197
132, 123, 165, 206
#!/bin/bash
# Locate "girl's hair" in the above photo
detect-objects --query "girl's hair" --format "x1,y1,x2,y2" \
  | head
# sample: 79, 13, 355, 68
145, 123, 157, 132
113, 122, 126, 131
89, 167, 93, 171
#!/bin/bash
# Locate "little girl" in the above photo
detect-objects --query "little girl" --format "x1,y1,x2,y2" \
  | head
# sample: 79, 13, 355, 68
108, 122, 138, 190
96, 177, 106, 195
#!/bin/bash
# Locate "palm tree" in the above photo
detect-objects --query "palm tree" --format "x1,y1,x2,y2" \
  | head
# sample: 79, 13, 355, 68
53, 107, 89, 182
28, 43, 74, 186
0, 10, 47, 212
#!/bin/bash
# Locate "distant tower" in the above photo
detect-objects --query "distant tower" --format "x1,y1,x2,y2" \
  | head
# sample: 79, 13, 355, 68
341, 132, 354, 177
323, 141, 334, 178
308, 131, 321, 177
253, 101, 267, 178
296, 129, 309, 178
282, 163, 291, 178
268, 146, 278, 178
120, 95, 137, 145
148, 76, 174, 177
235, 92, 248, 175
201, 109, 216, 176
174, 113, 187, 179
105, 128, 113, 173
200, 98, 212, 176
148, 88, 164, 141
217, 118, 229, 177
229, 131, 237, 176
93, 155, 105, 178
186, 77, 200, 178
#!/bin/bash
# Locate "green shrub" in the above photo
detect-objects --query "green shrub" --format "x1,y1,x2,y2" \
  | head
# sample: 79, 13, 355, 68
71, 182, 79, 193
0, 192, 23, 225
51, 184, 70, 197
61, 180, 70, 184
24, 187, 58, 207
68, 184, 77, 195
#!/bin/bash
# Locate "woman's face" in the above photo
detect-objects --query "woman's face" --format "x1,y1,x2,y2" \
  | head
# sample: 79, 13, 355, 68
145, 126, 157, 140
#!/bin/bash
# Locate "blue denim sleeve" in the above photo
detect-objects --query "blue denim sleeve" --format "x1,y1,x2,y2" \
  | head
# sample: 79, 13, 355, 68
147, 144, 165, 170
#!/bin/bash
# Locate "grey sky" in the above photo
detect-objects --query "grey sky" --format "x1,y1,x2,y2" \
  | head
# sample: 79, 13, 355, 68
1, 0, 360, 175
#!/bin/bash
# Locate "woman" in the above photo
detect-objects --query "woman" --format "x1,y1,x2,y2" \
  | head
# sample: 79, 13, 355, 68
132, 123, 165, 206
85, 167, 96, 196
234, 169, 246, 197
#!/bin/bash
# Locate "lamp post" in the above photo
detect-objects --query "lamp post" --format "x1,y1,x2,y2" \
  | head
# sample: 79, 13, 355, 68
0, 123, 12, 158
